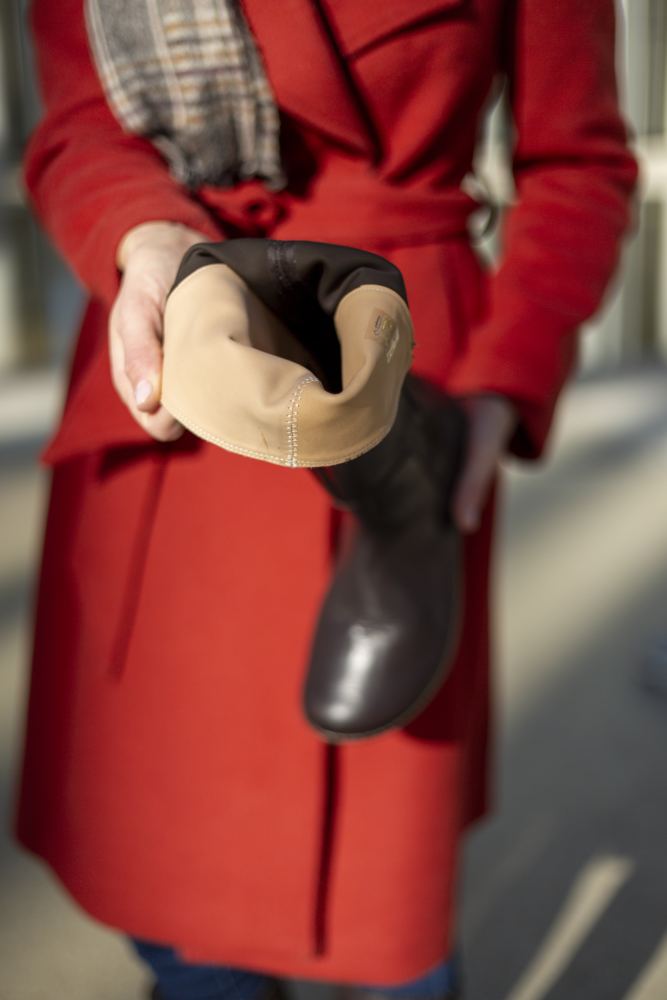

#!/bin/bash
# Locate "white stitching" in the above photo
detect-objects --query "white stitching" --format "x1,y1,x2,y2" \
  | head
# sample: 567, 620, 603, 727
161, 394, 392, 468
285, 374, 318, 467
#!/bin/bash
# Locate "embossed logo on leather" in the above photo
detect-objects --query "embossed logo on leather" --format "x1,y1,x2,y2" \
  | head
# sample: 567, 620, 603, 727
367, 311, 399, 363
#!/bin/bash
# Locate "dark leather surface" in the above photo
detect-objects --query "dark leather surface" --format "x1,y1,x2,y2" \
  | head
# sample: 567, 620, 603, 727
304, 374, 467, 740
170, 238, 409, 393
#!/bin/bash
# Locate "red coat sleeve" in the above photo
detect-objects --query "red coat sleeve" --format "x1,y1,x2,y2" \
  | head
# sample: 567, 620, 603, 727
446, 0, 640, 456
23, 0, 223, 308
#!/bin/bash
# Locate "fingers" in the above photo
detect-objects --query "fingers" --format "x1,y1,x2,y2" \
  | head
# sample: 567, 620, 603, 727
138, 404, 185, 442
109, 223, 212, 443
111, 285, 162, 400
109, 274, 183, 442
452, 421, 498, 533
451, 395, 518, 533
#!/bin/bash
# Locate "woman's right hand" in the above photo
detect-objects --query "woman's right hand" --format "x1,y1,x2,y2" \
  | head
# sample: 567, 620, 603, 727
109, 220, 211, 441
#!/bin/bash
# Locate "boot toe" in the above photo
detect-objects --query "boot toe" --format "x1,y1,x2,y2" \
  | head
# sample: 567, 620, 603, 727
303, 620, 450, 740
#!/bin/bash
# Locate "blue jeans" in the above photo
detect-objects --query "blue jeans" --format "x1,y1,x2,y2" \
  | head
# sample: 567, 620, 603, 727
130, 937, 460, 1000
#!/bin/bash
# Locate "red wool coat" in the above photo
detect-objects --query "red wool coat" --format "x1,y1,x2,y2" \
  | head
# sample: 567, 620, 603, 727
17, 0, 637, 985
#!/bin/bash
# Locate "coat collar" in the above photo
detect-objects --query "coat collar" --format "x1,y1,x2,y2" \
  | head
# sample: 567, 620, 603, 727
242, 0, 375, 158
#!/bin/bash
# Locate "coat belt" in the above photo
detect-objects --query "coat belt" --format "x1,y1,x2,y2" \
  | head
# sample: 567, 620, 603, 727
198, 176, 486, 246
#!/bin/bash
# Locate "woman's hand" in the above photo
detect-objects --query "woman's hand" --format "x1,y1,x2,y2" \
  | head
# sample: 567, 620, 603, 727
109, 221, 211, 441
451, 394, 518, 533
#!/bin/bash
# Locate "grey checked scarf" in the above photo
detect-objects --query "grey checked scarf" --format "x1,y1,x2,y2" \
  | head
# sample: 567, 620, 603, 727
84, 0, 285, 190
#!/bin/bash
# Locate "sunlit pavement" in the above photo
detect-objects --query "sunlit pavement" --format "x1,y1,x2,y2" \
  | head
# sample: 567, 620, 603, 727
1, 364, 666, 1000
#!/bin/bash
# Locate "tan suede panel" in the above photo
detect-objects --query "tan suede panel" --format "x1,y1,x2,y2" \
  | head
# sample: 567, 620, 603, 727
162, 264, 414, 467
295, 284, 414, 465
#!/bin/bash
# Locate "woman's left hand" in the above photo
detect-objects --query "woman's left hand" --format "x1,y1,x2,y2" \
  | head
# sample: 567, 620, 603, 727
451, 394, 518, 533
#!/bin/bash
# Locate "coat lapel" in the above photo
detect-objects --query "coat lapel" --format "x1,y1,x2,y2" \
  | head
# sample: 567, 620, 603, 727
242, 0, 374, 157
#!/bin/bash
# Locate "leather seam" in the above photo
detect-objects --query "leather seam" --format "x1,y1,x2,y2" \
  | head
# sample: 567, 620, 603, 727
286, 374, 319, 467
159, 398, 394, 467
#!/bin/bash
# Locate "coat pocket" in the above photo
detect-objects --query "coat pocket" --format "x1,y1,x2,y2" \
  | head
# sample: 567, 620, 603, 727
323, 0, 469, 58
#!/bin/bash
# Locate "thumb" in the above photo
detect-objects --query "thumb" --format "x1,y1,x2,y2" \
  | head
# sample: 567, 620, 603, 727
112, 289, 164, 413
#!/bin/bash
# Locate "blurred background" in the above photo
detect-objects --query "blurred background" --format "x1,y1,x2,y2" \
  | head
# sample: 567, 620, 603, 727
1, 2, 666, 998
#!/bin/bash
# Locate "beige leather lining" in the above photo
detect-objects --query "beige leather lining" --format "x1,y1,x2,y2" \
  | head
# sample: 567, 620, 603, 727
162, 263, 414, 467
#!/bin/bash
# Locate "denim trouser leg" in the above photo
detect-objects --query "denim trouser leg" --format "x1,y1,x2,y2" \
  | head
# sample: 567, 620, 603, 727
131, 938, 272, 1000
130, 937, 460, 1000
358, 954, 461, 998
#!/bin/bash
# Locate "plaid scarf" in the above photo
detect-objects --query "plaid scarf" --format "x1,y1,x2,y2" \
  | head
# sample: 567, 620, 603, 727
84, 0, 285, 190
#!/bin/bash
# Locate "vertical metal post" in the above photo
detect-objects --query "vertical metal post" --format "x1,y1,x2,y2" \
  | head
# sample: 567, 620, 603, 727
0, 0, 47, 371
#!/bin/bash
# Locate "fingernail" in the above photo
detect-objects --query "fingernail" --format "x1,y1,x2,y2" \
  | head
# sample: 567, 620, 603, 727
134, 379, 153, 406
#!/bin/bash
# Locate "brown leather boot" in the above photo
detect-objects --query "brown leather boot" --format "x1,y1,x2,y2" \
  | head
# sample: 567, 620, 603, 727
303, 374, 466, 741
161, 239, 463, 741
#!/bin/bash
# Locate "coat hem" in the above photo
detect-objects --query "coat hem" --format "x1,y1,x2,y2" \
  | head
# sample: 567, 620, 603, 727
14, 811, 488, 987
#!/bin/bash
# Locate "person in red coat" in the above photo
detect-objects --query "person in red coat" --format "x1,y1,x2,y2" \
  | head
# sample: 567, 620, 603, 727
16, 1, 638, 998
